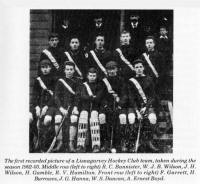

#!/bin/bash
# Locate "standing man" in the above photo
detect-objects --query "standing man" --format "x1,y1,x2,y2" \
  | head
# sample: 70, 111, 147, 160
113, 30, 137, 80
57, 18, 72, 49
87, 34, 112, 79
157, 26, 172, 73
64, 36, 88, 80
127, 14, 144, 55
140, 36, 166, 96
39, 33, 65, 78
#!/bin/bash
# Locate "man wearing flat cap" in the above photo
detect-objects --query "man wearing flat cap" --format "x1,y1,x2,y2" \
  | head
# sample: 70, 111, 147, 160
98, 61, 129, 152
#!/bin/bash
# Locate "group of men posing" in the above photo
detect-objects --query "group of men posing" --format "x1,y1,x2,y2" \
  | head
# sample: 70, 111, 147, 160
29, 25, 172, 153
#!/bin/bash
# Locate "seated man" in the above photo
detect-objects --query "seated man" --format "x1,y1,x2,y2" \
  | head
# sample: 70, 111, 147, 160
30, 59, 56, 152
128, 59, 159, 153
99, 61, 128, 153
77, 67, 104, 153
54, 61, 82, 152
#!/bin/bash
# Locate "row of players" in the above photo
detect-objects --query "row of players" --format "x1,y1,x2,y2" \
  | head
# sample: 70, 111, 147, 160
30, 58, 162, 153
38, 29, 171, 84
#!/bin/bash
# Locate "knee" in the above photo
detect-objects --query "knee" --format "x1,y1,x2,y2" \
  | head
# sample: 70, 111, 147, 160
55, 115, 62, 124
128, 113, 136, 124
43, 115, 52, 126
119, 114, 127, 125
70, 115, 78, 124
90, 110, 98, 123
148, 113, 157, 124
79, 111, 88, 124
99, 113, 106, 124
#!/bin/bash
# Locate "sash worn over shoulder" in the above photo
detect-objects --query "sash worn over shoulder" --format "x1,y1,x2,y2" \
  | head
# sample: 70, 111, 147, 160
116, 48, 135, 71
83, 82, 94, 97
102, 78, 118, 98
90, 50, 108, 76
37, 77, 53, 96
59, 79, 75, 95
37, 77, 48, 90
129, 78, 147, 104
42, 49, 59, 70
64, 51, 83, 78
143, 53, 159, 78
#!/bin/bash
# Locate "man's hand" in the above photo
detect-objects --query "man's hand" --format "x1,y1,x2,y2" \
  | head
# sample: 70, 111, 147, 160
140, 107, 147, 115
41, 106, 48, 116
59, 107, 68, 116
47, 90, 53, 96
136, 110, 142, 121
35, 106, 41, 117
115, 96, 120, 103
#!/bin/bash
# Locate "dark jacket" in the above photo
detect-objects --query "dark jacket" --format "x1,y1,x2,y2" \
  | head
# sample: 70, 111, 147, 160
54, 76, 82, 110
128, 75, 156, 110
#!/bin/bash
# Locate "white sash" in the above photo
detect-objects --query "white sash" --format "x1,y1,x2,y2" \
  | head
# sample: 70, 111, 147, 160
102, 78, 118, 98
90, 50, 107, 76
64, 51, 83, 78
59, 79, 75, 95
36, 77, 47, 90
167, 101, 173, 123
116, 48, 135, 71
42, 49, 59, 70
143, 53, 159, 78
37, 77, 53, 96
83, 82, 94, 97
129, 78, 147, 104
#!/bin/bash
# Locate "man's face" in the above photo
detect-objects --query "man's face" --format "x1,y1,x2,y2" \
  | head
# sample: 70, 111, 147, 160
134, 63, 144, 76
145, 39, 155, 51
64, 65, 75, 78
160, 28, 168, 36
131, 19, 138, 28
41, 65, 51, 75
95, 18, 103, 28
95, 36, 104, 49
120, 33, 131, 45
49, 37, 59, 48
87, 72, 97, 83
107, 67, 118, 77
70, 38, 80, 51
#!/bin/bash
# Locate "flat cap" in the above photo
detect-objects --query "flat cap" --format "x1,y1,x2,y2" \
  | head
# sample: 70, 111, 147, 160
106, 61, 118, 69
132, 58, 145, 66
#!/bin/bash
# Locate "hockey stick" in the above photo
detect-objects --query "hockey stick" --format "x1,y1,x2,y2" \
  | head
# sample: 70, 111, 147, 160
135, 118, 142, 153
46, 106, 70, 153
110, 99, 116, 151
84, 102, 93, 150
34, 114, 43, 151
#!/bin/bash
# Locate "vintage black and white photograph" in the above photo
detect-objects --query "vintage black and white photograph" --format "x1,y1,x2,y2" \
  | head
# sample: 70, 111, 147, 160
29, 10, 173, 153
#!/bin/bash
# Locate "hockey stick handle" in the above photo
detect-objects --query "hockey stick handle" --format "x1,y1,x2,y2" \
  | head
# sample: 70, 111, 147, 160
135, 118, 142, 153
110, 99, 116, 150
